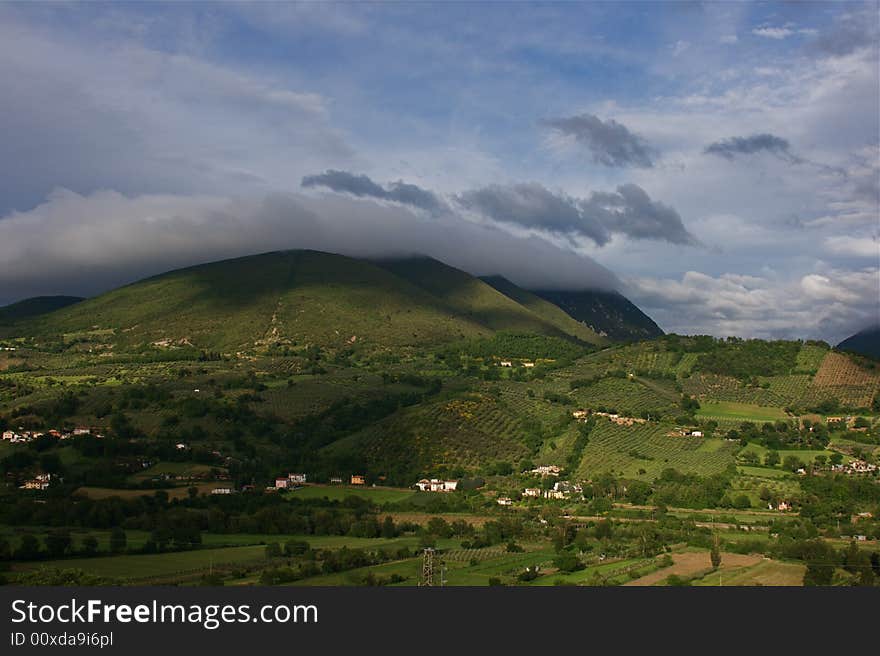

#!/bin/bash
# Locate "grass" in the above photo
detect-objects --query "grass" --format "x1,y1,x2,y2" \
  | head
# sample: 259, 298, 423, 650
696, 401, 789, 423
13, 545, 269, 581
691, 559, 805, 586
284, 485, 417, 505
74, 483, 229, 500
575, 421, 738, 480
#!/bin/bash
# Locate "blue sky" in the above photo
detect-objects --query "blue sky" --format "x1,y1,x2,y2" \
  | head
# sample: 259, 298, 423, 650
0, 1, 877, 342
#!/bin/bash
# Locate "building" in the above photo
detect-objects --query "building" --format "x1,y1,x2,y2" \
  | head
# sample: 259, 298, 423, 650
689, 430, 703, 438
572, 410, 589, 419
329, 477, 343, 484
211, 487, 233, 495
288, 473, 307, 484
414, 479, 459, 492
496, 497, 513, 506
530, 465, 562, 477
522, 362, 535, 368
73, 427, 92, 435
523, 488, 541, 498
20, 473, 52, 491
274, 477, 290, 489
1, 431, 14, 441
350, 474, 366, 485
499, 361, 513, 367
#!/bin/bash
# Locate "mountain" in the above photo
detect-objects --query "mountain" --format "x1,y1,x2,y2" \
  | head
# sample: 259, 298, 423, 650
837, 325, 880, 360
374, 258, 605, 345
3, 250, 613, 352
478, 275, 605, 345
0, 295, 83, 323
531, 289, 663, 342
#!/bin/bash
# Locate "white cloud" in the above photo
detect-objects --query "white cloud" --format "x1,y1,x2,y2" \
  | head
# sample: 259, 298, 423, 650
752, 27, 794, 40
626, 267, 879, 342
0, 188, 619, 303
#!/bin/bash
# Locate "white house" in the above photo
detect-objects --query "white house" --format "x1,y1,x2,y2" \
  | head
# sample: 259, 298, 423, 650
288, 473, 307, 484
523, 488, 541, 498
211, 487, 233, 495
274, 478, 290, 489
415, 478, 459, 492
20, 473, 52, 491
496, 497, 513, 506
2, 431, 15, 441
499, 361, 513, 367
530, 465, 562, 477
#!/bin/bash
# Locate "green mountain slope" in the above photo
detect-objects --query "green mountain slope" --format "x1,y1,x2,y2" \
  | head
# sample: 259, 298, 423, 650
532, 289, 663, 342
11, 251, 500, 351
837, 326, 880, 360
479, 275, 606, 345
374, 257, 607, 345
6, 250, 624, 352
0, 296, 83, 324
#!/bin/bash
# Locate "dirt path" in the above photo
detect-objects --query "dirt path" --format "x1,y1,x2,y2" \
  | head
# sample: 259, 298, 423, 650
624, 551, 762, 586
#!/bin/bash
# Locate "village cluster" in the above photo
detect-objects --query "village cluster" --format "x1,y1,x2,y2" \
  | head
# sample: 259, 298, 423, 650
2, 426, 102, 443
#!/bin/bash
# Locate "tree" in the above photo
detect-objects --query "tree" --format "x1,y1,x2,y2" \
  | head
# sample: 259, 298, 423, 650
265, 543, 282, 559
109, 527, 127, 553
764, 450, 780, 467
45, 529, 72, 558
381, 516, 397, 539
710, 536, 722, 569
802, 540, 838, 586
81, 536, 99, 556
16, 534, 42, 560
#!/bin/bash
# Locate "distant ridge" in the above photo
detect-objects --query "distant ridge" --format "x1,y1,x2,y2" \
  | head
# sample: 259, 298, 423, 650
531, 289, 663, 343
0, 295, 83, 323
837, 325, 880, 360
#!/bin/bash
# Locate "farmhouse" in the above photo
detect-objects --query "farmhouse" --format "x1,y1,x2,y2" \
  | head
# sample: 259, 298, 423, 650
523, 488, 542, 498
20, 473, 52, 491
288, 473, 307, 484
530, 465, 562, 477
350, 474, 366, 485
1, 431, 13, 441
274, 477, 290, 489
496, 497, 513, 506
499, 361, 513, 367
329, 477, 343, 484
522, 362, 535, 368
211, 487, 233, 495
415, 479, 459, 492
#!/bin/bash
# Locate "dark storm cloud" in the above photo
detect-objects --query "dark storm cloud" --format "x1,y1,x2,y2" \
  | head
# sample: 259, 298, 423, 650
301, 170, 444, 212
543, 113, 656, 168
704, 133, 800, 162
582, 183, 699, 246
456, 183, 611, 245
456, 182, 697, 246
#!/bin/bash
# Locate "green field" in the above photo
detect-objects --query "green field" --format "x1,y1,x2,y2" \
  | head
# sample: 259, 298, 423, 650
696, 401, 789, 423
285, 485, 418, 505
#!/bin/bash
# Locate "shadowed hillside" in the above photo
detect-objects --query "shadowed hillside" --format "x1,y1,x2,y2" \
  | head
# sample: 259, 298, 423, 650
0, 296, 83, 324
532, 289, 663, 342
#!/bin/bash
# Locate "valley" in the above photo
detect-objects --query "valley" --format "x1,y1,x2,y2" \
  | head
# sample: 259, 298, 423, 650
0, 251, 878, 587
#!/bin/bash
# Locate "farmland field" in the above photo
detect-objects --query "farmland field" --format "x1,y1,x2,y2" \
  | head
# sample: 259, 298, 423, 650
284, 485, 417, 504
576, 421, 738, 480
696, 401, 789, 423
